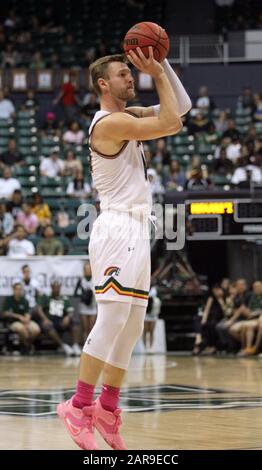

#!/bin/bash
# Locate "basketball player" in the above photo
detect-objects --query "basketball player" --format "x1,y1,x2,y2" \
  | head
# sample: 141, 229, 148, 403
57, 46, 191, 450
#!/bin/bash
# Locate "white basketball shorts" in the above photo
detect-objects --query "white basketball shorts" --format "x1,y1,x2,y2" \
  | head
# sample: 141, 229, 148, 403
89, 210, 151, 307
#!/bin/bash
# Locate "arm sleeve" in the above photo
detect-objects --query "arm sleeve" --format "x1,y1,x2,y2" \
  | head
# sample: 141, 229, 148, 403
161, 59, 192, 117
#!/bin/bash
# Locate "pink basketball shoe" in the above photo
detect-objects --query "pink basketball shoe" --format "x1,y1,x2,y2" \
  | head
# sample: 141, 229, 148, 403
57, 397, 99, 450
93, 397, 128, 450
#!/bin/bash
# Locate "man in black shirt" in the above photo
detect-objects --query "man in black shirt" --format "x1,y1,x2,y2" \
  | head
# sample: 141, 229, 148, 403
2, 282, 40, 353
0, 138, 24, 168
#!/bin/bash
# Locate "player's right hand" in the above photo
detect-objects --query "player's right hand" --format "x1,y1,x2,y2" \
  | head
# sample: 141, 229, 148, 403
126, 46, 164, 79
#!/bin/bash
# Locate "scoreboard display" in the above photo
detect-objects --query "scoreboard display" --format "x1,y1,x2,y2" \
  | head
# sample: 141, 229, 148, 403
186, 198, 262, 240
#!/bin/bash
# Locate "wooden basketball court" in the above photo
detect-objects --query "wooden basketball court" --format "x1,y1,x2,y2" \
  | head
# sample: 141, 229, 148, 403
1, 354, 262, 450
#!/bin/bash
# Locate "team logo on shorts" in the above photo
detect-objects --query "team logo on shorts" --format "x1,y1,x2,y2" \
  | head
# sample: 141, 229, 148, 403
104, 266, 121, 277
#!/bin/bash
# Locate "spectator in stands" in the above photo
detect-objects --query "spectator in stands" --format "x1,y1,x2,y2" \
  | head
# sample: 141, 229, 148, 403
81, 91, 99, 122
237, 86, 255, 111
185, 167, 212, 190
21, 90, 39, 112
1, 43, 20, 68
66, 168, 91, 199
29, 51, 46, 69
152, 138, 171, 166
231, 156, 262, 187
36, 225, 64, 255
74, 261, 97, 342
37, 280, 81, 356
225, 135, 242, 163
0, 167, 21, 199
0, 89, 15, 120
213, 147, 234, 175
6, 189, 23, 219
40, 150, 64, 178
0, 138, 25, 168
163, 159, 185, 190
253, 93, 262, 122
16, 200, 39, 234
5, 224, 35, 257
2, 282, 40, 354
214, 110, 228, 135
204, 122, 219, 144
216, 283, 237, 353
63, 121, 85, 146
147, 168, 165, 202
41, 112, 60, 138
192, 284, 226, 355
189, 111, 212, 135
0, 200, 14, 236
63, 149, 83, 177
53, 71, 80, 123
222, 119, 240, 140
195, 86, 215, 112
31, 192, 52, 227
143, 286, 161, 353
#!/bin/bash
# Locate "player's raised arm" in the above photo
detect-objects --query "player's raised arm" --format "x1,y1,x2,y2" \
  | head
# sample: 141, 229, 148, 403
97, 47, 182, 142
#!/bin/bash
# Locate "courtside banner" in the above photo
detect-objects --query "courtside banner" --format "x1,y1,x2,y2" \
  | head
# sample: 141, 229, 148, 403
0, 256, 89, 296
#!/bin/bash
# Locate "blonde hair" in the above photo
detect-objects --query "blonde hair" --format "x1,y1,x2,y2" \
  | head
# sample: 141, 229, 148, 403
89, 54, 128, 96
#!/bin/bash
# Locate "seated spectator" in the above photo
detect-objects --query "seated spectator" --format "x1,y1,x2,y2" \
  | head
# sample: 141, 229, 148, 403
16, 200, 39, 234
63, 121, 85, 146
29, 51, 46, 69
0, 200, 14, 236
147, 168, 165, 202
237, 85, 255, 111
185, 168, 212, 190
1, 43, 20, 68
63, 149, 83, 176
231, 156, 262, 187
0, 167, 21, 199
19, 264, 41, 314
0, 89, 15, 120
225, 135, 242, 163
204, 122, 219, 144
21, 89, 39, 112
189, 111, 212, 135
41, 112, 61, 138
31, 192, 52, 227
37, 280, 81, 356
36, 225, 64, 255
214, 110, 228, 135
163, 159, 185, 190
6, 225, 35, 257
152, 138, 171, 166
222, 119, 240, 140
193, 285, 226, 355
195, 86, 215, 112
66, 169, 91, 199
2, 282, 40, 354
213, 147, 234, 175
253, 93, 262, 122
6, 189, 24, 219
227, 281, 262, 353
81, 91, 99, 121
0, 138, 25, 168
40, 150, 64, 178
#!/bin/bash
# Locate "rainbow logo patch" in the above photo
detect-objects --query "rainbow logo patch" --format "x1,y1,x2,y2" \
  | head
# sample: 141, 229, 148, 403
104, 266, 120, 276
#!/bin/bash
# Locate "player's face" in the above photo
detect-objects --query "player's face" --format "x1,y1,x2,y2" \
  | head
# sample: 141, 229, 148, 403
107, 62, 135, 101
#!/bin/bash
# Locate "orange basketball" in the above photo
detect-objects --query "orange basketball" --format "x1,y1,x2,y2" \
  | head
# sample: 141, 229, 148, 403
123, 22, 170, 63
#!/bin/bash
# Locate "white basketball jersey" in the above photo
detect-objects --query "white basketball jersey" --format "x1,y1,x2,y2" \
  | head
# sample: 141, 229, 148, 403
89, 110, 152, 215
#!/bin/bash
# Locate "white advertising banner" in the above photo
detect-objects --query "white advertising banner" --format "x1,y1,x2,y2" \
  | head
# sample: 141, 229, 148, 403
0, 256, 89, 296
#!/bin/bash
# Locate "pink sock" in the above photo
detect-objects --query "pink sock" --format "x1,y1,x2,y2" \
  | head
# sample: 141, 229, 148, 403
72, 380, 95, 409
100, 384, 120, 412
